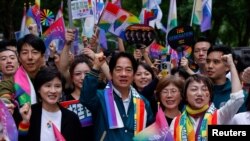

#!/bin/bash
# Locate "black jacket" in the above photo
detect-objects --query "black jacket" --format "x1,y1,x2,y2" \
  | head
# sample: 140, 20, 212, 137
20, 103, 82, 141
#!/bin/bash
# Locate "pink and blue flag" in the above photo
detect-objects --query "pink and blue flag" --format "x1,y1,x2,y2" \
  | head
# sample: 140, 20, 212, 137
0, 99, 18, 141
14, 66, 36, 106
133, 106, 174, 141
43, 17, 65, 49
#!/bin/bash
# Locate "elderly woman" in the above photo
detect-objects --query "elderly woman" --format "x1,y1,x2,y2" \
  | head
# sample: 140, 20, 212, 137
155, 75, 185, 125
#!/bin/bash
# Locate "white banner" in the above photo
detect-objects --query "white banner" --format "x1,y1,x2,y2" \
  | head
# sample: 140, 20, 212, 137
71, 0, 93, 20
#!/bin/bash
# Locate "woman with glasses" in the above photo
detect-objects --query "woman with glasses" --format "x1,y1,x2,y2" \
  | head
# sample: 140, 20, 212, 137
170, 54, 244, 141
155, 75, 185, 125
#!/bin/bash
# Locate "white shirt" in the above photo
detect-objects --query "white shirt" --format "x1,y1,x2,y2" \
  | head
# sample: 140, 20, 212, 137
229, 112, 250, 125
40, 108, 62, 141
113, 86, 131, 115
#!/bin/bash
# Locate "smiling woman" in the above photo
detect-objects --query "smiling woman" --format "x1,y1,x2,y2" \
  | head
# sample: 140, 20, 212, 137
170, 58, 244, 141
18, 67, 82, 141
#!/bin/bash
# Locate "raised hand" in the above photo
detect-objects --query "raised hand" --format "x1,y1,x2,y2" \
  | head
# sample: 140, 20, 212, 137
93, 52, 106, 70
65, 29, 75, 45
19, 103, 31, 123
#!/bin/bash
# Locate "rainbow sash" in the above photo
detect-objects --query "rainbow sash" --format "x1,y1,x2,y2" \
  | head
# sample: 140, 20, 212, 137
174, 104, 218, 141
104, 81, 147, 134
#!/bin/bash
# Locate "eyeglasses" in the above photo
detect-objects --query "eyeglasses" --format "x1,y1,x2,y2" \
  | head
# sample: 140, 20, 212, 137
160, 88, 179, 96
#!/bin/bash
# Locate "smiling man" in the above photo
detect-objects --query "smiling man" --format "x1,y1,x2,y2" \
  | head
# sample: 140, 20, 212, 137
80, 52, 154, 141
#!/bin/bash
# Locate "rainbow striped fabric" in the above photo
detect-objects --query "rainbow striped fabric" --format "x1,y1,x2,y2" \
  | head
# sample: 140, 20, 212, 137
174, 104, 217, 141
104, 81, 146, 134
98, 2, 140, 39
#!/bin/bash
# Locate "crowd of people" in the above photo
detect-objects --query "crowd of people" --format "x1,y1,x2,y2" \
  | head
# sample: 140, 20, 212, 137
0, 26, 249, 141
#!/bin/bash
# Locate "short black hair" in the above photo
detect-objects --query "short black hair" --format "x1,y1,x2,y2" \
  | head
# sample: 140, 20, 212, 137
0, 47, 18, 57
108, 52, 138, 74
171, 67, 190, 80
34, 67, 65, 100
196, 36, 211, 44
17, 34, 46, 55
207, 44, 232, 56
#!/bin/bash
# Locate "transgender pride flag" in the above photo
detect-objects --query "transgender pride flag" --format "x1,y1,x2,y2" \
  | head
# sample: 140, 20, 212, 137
133, 106, 173, 141
201, 0, 212, 32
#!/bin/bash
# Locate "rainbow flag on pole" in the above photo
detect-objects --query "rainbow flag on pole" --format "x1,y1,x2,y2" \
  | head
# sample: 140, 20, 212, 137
98, 2, 140, 39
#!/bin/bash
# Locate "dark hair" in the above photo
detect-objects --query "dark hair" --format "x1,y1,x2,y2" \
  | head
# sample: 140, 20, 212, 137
191, 36, 211, 61
207, 44, 232, 56
17, 34, 46, 55
0, 39, 17, 48
0, 47, 18, 57
171, 67, 190, 80
6, 39, 17, 47
155, 75, 185, 109
133, 62, 155, 91
138, 62, 155, 79
183, 74, 214, 104
34, 67, 65, 100
69, 54, 92, 77
195, 36, 211, 46
109, 52, 138, 74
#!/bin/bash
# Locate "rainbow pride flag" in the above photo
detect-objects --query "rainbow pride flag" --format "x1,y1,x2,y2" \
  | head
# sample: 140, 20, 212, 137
0, 99, 18, 141
98, 2, 140, 39
14, 66, 36, 106
133, 106, 174, 141
149, 42, 168, 59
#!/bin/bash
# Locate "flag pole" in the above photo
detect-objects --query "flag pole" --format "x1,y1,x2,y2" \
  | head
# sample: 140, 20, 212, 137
67, 0, 73, 28
190, 0, 197, 26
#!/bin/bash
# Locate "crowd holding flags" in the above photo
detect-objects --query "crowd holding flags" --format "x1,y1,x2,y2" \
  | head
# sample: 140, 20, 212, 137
6, 0, 216, 140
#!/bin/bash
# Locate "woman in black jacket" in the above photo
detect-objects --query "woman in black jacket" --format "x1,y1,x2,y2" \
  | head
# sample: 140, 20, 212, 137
19, 67, 81, 141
